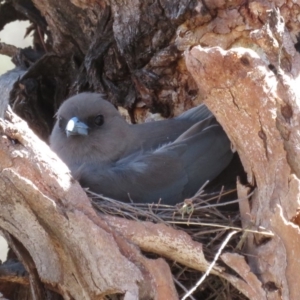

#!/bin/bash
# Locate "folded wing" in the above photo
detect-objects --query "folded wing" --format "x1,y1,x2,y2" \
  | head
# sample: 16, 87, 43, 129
75, 116, 233, 204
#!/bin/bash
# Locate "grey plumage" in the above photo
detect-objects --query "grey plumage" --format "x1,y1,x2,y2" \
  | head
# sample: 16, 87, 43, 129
50, 93, 233, 204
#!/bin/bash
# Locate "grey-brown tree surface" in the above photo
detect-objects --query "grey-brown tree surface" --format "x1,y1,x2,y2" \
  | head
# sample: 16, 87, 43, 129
0, 0, 300, 299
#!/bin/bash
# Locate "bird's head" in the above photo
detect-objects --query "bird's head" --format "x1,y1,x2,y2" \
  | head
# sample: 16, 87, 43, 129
54, 93, 117, 137
50, 93, 129, 168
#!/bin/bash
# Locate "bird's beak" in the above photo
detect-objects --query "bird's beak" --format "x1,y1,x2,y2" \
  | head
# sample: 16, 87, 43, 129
65, 117, 89, 137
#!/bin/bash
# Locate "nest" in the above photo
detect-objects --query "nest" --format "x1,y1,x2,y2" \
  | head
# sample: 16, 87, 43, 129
90, 183, 251, 300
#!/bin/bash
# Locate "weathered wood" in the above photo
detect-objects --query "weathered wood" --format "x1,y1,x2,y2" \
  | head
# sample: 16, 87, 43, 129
1, 0, 300, 299
186, 7, 300, 299
0, 108, 266, 299
0, 111, 179, 299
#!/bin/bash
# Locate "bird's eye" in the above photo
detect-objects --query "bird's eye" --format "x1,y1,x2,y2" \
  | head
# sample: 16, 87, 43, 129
94, 114, 104, 126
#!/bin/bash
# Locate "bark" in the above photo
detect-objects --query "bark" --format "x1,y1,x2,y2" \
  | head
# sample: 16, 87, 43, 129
185, 8, 300, 300
0, 111, 263, 299
0, 0, 300, 299
0, 111, 178, 299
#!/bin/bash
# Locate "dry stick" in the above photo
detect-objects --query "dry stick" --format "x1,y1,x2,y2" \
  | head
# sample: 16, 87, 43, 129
169, 221, 273, 236
173, 277, 197, 300
90, 192, 169, 223
216, 185, 225, 204
91, 189, 252, 211
186, 180, 210, 201
192, 190, 254, 209
181, 230, 238, 300
90, 191, 266, 237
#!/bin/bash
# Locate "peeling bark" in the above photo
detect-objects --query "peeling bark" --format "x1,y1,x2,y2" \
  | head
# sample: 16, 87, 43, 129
1, 0, 300, 299
185, 8, 300, 299
0, 111, 267, 299
0, 112, 178, 299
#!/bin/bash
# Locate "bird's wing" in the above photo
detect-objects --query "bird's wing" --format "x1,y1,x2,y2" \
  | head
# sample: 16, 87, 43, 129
75, 117, 232, 205
175, 103, 212, 122
165, 121, 233, 198
75, 144, 189, 204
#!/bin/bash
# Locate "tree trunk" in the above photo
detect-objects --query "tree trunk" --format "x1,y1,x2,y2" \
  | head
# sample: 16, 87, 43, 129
0, 0, 300, 299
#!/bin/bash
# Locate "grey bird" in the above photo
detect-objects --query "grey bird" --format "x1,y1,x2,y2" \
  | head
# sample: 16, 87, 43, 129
50, 93, 233, 204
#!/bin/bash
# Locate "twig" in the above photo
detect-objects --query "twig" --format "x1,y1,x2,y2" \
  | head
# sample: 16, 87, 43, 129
186, 180, 210, 201
168, 221, 273, 236
192, 190, 254, 209
173, 277, 197, 300
88, 188, 248, 298
181, 230, 238, 300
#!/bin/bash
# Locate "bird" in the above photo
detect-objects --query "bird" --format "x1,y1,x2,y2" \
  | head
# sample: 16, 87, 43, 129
50, 93, 233, 205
